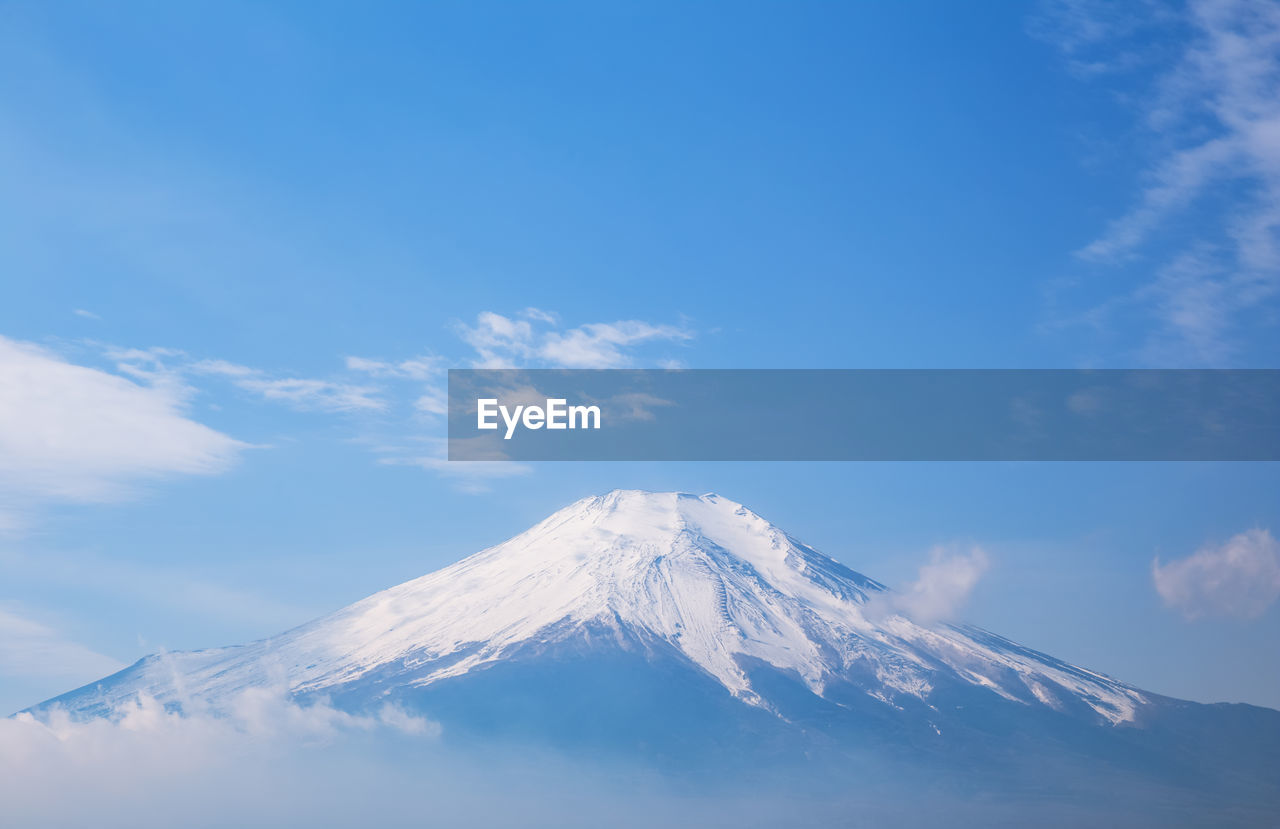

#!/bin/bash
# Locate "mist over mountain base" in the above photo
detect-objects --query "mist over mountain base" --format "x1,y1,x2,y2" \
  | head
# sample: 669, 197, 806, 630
6, 685, 1275, 829
18, 492, 1280, 827
330, 644, 1280, 826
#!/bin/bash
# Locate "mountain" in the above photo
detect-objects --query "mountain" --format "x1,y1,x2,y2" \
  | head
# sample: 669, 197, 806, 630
28, 490, 1280, 822
31, 491, 1138, 722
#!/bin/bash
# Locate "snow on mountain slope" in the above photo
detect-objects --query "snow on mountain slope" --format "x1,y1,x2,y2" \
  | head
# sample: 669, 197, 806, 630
34, 491, 1145, 725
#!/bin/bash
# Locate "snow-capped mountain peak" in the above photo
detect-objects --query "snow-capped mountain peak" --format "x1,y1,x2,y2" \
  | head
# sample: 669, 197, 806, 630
34, 490, 1145, 726
283, 490, 888, 706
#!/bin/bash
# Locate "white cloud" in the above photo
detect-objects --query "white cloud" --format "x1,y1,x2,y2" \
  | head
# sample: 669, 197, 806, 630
345, 355, 442, 381
413, 387, 448, 416
235, 377, 384, 412
0, 605, 124, 683
1030, 0, 1175, 75
540, 321, 693, 369
0, 688, 846, 829
104, 345, 194, 399
456, 311, 537, 368
0, 336, 247, 505
1040, 0, 1280, 363
22, 311, 692, 502
519, 306, 560, 324
1152, 529, 1280, 620
389, 312, 693, 490
872, 546, 990, 624
605, 392, 677, 422
344, 356, 446, 419
1134, 248, 1241, 363
455, 311, 692, 369
1078, 137, 1239, 263
381, 452, 532, 495
0, 689, 440, 827
193, 358, 385, 412
189, 358, 257, 378
72, 308, 100, 320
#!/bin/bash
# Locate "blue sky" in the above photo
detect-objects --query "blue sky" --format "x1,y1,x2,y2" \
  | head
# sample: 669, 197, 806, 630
2, 0, 1278, 715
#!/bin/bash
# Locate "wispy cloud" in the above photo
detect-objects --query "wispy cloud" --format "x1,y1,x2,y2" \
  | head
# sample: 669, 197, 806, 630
1038, 0, 1280, 363
72, 308, 100, 320
190, 359, 385, 413
413, 387, 448, 416
344, 355, 443, 381
0, 689, 846, 829
238, 377, 384, 412
369, 309, 693, 490
344, 354, 446, 417
0, 509, 24, 536
0, 543, 314, 634
376, 438, 532, 495
0, 604, 124, 684
0, 336, 247, 511
8, 308, 693, 502
456, 309, 693, 369
540, 321, 693, 369
456, 311, 538, 368
87, 347, 391, 416
2, 689, 438, 824
1152, 528, 1280, 620
870, 546, 990, 624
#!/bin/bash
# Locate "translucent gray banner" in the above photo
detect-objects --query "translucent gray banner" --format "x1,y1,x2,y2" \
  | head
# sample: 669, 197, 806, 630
447, 369, 1280, 461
